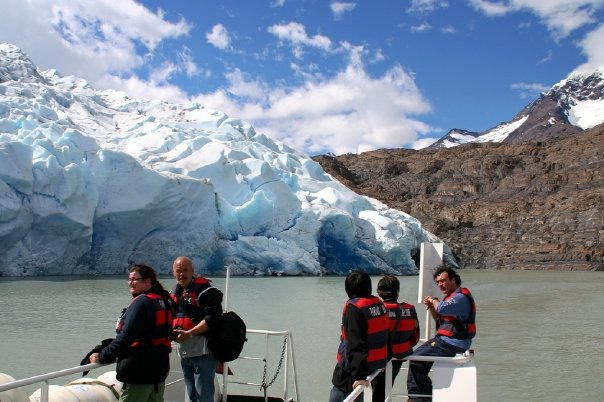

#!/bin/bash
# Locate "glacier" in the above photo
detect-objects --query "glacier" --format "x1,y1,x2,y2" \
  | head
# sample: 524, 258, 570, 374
0, 43, 452, 276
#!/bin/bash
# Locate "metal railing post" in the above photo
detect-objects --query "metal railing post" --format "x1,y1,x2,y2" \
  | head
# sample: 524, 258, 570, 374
41, 380, 49, 402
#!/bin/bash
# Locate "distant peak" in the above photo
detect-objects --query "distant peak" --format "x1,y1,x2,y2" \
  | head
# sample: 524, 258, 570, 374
0, 43, 44, 83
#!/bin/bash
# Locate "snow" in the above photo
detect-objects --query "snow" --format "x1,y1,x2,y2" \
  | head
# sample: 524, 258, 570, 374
567, 98, 604, 129
0, 43, 449, 276
442, 131, 478, 148
476, 116, 529, 143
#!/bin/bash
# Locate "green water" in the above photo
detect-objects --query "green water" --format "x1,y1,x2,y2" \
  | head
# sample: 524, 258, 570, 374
1, 270, 602, 401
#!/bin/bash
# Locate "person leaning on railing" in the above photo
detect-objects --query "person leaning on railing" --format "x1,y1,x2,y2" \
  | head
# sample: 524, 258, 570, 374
372, 274, 420, 402
329, 270, 389, 402
89, 264, 174, 402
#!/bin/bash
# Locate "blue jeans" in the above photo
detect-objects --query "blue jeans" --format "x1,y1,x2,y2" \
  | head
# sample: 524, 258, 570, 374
181, 353, 217, 402
406, 337, 466, 401
329, 386, 362, 402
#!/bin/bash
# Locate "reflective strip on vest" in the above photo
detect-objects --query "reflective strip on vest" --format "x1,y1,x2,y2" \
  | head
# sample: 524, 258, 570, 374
383, 301, 419, 359
436, 287, 476, 339
127, 291, 173, 350
337, 296, 389, 372
170, 277, 213, 331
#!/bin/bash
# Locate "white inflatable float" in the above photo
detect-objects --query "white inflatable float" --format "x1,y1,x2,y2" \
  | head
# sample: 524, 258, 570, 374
31, 371, 122, 402
0, 372, 29, 402
0, 371, 122, 402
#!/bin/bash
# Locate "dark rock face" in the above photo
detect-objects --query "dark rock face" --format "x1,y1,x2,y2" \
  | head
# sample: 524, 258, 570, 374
313, 124, 604, 271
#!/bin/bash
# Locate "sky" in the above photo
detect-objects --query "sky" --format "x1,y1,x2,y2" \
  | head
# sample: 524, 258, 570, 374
1, 0, 603, 155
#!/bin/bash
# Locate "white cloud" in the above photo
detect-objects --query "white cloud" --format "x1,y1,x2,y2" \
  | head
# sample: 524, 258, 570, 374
469, 0, 604, 38
0, 0, 190, 90
149, 62, 178, 84
178, 47, 204, 78
100, 74, 188, 104
574, 23, 604, 73
537, 50, 553, 65
468, 0, 509, 16
225, 69, 268, 101
510, 82, 550, 98
407, 0, 449, 14
330, 2, 357, 20
468, 1, 604, 75
206, 24, 231, 50
1, 0, 436, 156
6, 0, 601, 158
411, 23, 433, 32
196, 58, 433, 155
268, 22, 332, 52
412, 137, 441, 149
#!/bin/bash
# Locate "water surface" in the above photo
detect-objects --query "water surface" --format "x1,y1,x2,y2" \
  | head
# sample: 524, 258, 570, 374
1, 270, 602, 401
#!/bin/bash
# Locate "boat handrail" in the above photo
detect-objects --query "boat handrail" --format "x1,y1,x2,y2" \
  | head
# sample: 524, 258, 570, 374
220, 328, 299, 402
0, 362, 102, 401
405, 353, 473, 364
1, 328, 300, 402
343, 350, 475, 402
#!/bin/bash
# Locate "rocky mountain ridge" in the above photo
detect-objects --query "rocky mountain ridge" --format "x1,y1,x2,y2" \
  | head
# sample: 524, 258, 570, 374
430, 70, 604, 148
313, 124, 604, 271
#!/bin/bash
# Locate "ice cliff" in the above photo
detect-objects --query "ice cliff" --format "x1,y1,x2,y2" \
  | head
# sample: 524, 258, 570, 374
0, 43, 449, 276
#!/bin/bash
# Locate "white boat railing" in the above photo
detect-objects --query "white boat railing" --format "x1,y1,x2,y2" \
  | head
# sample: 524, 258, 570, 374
343, 350, 477, 402
0, 362, 103, 402
0, 328, 300, 402
219, 329, 299, 402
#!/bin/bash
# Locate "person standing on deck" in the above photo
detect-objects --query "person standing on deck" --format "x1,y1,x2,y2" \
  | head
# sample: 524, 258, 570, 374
406, 265, 476, 402
372, 275, 420, 402
329, 270, 389, 402
170, 256, 223, 402
89, 264, 173, 402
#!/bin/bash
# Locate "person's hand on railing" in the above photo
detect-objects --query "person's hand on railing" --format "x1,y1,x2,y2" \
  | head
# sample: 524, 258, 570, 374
89, 353, 100, 363
352, 379, 369, 390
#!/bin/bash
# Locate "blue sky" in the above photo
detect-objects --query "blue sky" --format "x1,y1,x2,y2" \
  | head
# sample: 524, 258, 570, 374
1, 0, 603, 155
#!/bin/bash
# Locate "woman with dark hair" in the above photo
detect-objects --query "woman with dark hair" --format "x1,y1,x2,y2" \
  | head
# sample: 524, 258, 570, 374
90, 264, 174, 402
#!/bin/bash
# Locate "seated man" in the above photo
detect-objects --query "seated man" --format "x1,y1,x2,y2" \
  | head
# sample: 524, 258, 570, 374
407, 265, 476, 402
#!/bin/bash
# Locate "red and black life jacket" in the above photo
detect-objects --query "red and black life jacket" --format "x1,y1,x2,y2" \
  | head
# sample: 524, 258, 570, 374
436, 287, 476, 339
383, 301, 419, 359
336, 296, 389, 373
117, 290, 173, 351
170, 276, 215, 331
114, 289, 173, 384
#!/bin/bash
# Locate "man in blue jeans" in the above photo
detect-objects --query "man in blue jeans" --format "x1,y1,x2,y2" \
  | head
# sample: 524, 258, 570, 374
406, 265, 476, 402
171, 256, 223, 402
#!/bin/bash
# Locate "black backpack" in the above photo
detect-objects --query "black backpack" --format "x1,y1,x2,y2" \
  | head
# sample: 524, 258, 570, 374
208, 311, 247, 363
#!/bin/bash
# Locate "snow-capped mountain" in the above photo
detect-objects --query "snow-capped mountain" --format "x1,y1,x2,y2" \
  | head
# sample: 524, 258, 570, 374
0, 43, 449, 276
429, 69, 604, 148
